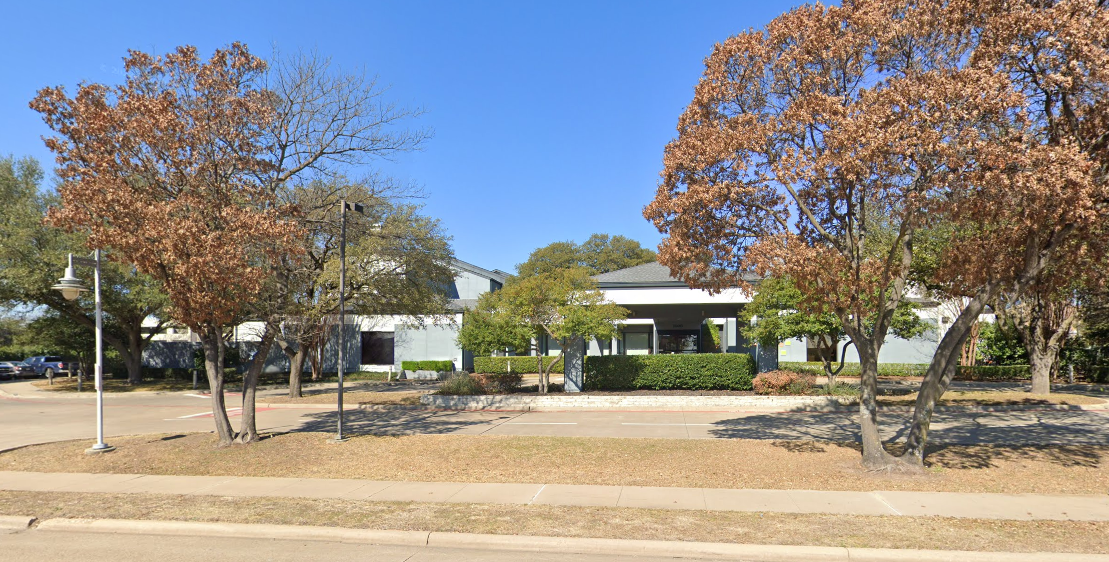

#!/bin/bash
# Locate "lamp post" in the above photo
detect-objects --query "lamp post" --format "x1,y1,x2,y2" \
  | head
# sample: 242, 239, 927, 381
52, 250, 114, 453
333, 200, 364, 443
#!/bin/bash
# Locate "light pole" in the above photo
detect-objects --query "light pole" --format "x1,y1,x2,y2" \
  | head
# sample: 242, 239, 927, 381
333, 200, 364, 443
52, 250, 114, 454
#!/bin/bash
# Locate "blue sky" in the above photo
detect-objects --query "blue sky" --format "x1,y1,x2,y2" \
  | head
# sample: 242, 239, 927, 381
0, 1, 804, 274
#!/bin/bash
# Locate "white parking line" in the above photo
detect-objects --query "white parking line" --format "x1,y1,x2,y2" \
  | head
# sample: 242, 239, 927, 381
621, 423, 714, 426
505, 422, 578, 425
169, 407, 242, 420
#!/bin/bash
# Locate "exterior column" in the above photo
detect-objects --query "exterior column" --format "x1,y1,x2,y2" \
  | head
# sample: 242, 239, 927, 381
564, 336, 585, 393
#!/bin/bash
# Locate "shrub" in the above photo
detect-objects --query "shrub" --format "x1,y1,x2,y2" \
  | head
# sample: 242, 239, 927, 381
584, 353, 755, 391
472, 372, 523, 393
401, 360, 455, 372
436, 373, 486, 395
779, 362, 929, 377
955, 365, 1031, 381
753, 370, 814, 395
473, 356, 564, 375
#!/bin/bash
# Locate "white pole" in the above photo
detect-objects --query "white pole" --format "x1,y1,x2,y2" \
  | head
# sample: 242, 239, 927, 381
90, 249, 112, 452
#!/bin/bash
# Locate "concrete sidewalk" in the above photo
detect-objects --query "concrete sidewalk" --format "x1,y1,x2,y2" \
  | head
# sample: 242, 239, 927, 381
3, 470, 1107, 521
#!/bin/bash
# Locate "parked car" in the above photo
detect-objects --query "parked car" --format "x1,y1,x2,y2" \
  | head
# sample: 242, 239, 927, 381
0, 361, 35, 380
22, 356, 77, 378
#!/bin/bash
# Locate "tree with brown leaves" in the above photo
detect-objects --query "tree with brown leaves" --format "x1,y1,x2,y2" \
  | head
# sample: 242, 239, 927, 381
647, 0, 1109, 469
32, 44, 302, 446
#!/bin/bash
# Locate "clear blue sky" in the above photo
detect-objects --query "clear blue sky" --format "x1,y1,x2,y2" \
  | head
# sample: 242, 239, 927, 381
0, 1, 804, 274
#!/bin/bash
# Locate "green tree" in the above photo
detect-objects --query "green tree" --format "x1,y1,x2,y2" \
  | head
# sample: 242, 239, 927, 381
977, 320, 1029, 366
458, 268, 628, 393
0, 155, 169, 384
741, 277, 925, 387
516, 234, 654, 278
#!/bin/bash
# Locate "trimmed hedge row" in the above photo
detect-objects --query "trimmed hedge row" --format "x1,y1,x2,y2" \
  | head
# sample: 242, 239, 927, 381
401, 360, 455, 372
473, 356, 564, 375
584, 353, 755, 391
779, 361, 1034, 380
955, 365, 1031, 381
780, 362, 929, 377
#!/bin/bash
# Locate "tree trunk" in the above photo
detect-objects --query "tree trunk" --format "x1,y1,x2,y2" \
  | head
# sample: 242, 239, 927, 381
855, 342, 900, 470
288, 347, 307, 399
123, 325, 145, 384
902, 290, 991, 464
537, 353, 546, 394
238, 321, 278, 444
200, 327, 235, 446
1029, 347, 1054, 394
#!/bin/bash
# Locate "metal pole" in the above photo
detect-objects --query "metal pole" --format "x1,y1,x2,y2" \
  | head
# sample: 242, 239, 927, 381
335, 200, 347, 441
90, 250, 112, 452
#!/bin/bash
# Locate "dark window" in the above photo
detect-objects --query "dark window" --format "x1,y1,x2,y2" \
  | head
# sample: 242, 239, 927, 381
361, 331, 394, 365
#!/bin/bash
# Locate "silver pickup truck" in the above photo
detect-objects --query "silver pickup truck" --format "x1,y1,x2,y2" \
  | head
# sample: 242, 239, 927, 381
23, 356, 77, 378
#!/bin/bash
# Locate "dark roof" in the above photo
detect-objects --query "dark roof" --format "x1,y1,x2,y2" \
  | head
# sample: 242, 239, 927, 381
593, 262, 685, 286
452, 259, 507, 284
593, 261, 761, 288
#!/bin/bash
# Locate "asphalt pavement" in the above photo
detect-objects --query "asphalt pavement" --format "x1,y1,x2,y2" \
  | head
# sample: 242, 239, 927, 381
2, 379, 1109, 452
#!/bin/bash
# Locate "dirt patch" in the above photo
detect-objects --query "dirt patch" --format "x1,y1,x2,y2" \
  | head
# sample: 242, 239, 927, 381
0, 491, 1104, 553
3, 433, 1106, 495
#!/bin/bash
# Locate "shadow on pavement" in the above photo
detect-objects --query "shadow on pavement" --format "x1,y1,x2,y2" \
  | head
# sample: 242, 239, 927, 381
295, 409, 508, 436
712, 409, 1108, 468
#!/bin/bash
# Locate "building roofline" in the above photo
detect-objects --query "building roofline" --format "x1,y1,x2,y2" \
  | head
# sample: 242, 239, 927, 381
452, 259, 507, 284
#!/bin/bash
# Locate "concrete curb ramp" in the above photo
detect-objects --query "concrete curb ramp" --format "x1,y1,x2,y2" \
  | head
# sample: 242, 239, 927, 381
0, 515, 35, 531
31, 518, 1109, 562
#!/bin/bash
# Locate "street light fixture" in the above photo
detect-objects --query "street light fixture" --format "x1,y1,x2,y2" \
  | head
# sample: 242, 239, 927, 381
52, 250, 114, 454
333, 200, 365, 443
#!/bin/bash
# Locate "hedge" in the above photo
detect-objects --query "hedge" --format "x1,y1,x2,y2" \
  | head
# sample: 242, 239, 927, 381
473, 356, 564, 375
955, 365, 1031, 381
780, 362, 929, 377
584, 353, 755, 391
779, 361, 1035, 380
401, 360, 455, 372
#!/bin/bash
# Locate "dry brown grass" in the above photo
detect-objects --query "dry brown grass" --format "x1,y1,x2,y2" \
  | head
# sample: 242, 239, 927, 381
878, 391, 1106, 407
4, 433, 1106, 495
0, 490, 1104, 553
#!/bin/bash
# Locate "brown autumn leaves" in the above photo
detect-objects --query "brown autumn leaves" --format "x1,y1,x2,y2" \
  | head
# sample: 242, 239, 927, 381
30, 44, 301, 332
646, 0, 1109, 466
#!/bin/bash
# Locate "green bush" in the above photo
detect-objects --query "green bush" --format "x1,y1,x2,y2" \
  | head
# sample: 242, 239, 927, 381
436, 373, 486, 395
401, 360, 455, 372
780, 362, 930, 377
584, 353, 755, 391
955, 365, 1031, 381
473, 356, 564, 375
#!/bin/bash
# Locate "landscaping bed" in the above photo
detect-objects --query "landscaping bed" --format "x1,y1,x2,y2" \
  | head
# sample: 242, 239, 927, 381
3, 433, 1107, 495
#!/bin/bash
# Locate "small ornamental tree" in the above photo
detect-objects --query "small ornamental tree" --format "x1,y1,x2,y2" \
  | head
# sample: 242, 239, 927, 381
32, 44, 302, 445
459, 268, 627, 393
741, 277, 925, 388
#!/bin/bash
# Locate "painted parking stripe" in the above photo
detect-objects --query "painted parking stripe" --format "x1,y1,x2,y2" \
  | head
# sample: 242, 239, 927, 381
170, 407, 243, 420
621, 423, 714, 426
507, 421, 581, 425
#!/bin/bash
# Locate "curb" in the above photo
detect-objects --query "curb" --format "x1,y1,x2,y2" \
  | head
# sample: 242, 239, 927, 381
29, 518, 1109, 561
0, 515, 35, 531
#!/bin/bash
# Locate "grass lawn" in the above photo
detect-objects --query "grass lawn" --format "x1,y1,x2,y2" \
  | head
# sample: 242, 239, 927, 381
261, 390, 426, 406
30, 378, 197, 393
3, 433, 1106, 495
1, 490, 1105, 554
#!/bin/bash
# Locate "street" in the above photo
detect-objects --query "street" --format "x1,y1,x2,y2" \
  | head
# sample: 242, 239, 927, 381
2, 379, 1107, 451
